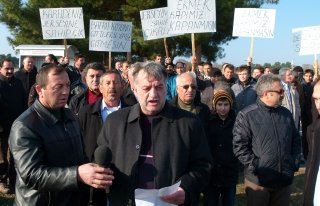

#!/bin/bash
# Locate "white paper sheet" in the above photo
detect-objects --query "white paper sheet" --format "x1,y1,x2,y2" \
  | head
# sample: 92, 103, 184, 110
135, 181, 181, 206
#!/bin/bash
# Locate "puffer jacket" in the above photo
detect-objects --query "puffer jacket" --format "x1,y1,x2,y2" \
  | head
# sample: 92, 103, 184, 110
9, 100, 89, 206
233, 99, 301, 188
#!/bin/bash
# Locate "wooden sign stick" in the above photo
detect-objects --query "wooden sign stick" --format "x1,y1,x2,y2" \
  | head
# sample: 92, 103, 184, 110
109, 51, 112, 70
64, 39, 68, 57
249, 36, 254, 59
164, 38, 170, 58
314, 53, 318, 78
191, 33, 196, 58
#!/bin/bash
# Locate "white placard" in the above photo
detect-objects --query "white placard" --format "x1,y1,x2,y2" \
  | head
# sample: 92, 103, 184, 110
39, 7, 85, 39
167, 0, 216, 34
292, 26, 320, 56
232, 8, 276, 38
89, 20, 132, 52
140, 7, 180, 40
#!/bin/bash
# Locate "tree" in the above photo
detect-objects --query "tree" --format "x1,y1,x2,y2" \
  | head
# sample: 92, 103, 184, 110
0, 0, 278, 63
0, 53, 19, 66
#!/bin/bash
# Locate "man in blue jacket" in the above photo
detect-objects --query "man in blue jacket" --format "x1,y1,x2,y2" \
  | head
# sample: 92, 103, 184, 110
233, 74, 301, 206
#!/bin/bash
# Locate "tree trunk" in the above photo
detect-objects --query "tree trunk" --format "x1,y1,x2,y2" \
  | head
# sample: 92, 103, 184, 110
195, 43, 202, 64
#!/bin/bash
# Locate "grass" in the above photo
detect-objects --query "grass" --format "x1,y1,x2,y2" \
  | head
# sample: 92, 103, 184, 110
234, 167, 305, 206
0, 167, 305, 206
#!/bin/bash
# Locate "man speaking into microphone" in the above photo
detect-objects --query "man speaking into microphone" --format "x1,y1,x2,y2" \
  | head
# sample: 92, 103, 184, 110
97, 62, 212, 206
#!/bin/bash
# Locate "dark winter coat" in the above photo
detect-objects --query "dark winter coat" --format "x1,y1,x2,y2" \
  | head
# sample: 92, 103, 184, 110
69, 88, 88, 115
303, 103, 320, 206
97, 103, 212, 206
207, 110, 239, 187
233, 99, 301, 188
14, 66, 37, 106
78, 98, 128, 161
9, 100, 89, 206
0, 75, 26, 135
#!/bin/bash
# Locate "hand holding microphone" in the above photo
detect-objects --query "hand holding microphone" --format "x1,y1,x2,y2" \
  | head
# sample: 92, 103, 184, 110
78, 145, 114, 190
94, 145, 113, 193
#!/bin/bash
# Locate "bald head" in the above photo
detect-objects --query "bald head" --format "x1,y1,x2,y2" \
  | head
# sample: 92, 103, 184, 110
313, 81, 320, 114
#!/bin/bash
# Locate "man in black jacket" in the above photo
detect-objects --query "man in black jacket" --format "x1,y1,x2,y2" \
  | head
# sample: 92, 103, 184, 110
9, 64, 113, 206
78, 70, 127, 205
304, 80, 320, 206
14, 56, 37, 106
97, 62, 212, 206
233, 74, 301, 206
0, 59, 26, 193
79, 70, 126, 161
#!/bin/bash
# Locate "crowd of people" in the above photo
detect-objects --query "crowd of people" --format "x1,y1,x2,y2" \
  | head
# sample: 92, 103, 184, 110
0, 53, 319, 206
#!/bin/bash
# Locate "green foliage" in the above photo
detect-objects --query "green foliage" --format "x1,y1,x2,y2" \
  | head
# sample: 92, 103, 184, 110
0, 0, 278, 63
252, 61, 291, 69
0, 53, 19, 66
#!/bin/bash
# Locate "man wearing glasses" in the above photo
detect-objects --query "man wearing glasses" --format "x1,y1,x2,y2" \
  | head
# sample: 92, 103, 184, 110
233, 74, 301, 206
170, 72, 210, 132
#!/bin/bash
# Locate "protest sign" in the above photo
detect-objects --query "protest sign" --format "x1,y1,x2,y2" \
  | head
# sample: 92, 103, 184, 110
140, 7, 180, 40
292, 26, 320, 55
168, 0, 216, 34
89, 20, 132, 52
232, 8, 276, 38
39, 7, 85, 39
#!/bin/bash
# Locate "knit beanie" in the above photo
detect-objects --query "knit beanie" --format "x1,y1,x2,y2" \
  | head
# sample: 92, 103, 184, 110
212, 90, 233, 109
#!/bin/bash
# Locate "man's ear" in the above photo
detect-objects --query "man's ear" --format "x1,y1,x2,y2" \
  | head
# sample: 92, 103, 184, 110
35, 85, 43, 97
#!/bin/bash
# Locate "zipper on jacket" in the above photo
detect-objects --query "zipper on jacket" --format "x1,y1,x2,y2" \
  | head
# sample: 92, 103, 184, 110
270, 110, 282, 173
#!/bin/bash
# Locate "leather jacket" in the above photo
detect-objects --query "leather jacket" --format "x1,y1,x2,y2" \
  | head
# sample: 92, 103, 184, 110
9, 100, 89, 206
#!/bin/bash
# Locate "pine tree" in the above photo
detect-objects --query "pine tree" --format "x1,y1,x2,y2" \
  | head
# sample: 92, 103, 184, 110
0, 0, 278, 63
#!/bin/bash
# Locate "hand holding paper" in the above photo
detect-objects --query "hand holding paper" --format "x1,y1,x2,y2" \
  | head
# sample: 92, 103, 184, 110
135, 181, 182, 206
160, 187, 185, 205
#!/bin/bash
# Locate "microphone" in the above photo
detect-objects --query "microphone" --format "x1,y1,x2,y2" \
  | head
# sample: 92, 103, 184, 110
94, 145, 112, 193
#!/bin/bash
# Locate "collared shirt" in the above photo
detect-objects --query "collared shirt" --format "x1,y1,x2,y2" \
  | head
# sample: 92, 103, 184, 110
315, 165, 320, 205
100, 100, 121, 122
282, 81, 293, 113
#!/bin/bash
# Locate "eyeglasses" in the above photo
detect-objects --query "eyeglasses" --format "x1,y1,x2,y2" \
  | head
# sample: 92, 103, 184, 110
180, 85, 197, 90
267, 89, 284, 95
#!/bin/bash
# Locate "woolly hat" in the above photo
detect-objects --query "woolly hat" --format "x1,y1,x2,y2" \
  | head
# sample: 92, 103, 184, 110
212, 90, 233, 109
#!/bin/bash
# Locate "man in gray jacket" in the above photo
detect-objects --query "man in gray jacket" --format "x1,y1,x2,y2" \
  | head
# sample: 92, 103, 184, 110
97, 62, 212, 206
233, 74, 301, 206
231, 65, 257, 112
9, 64, 113, 206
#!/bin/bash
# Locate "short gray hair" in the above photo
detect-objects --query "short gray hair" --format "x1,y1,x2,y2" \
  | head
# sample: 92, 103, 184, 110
176, 72, 197, 86
214, 80, 231, 93
132, 62, 167, 83
278, 67, 291, 78
256, 74, 282, 97
128, 62, 143, 77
